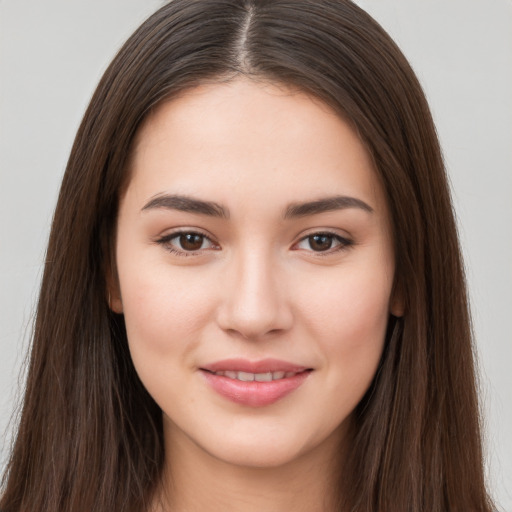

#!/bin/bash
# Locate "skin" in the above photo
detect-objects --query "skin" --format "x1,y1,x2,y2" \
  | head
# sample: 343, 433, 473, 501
111, 78, 402, 511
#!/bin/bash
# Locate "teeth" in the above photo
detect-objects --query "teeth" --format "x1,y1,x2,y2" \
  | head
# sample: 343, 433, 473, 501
214, 370, 296, 381
237, 371, 254, 382
255, 372, 272, 382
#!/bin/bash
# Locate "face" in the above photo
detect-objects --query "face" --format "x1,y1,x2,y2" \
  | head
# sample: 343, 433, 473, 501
112, 78, 401, 469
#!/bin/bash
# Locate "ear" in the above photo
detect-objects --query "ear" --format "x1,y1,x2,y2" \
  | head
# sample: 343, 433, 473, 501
105, 266, 123, 314
389, 281, 405, 318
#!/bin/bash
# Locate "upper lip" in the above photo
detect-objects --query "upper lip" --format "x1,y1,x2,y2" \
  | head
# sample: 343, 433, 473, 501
200, 358, 310, 374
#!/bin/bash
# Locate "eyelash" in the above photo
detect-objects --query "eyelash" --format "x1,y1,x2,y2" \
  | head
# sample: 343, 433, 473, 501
155, 230, 218, 257
293, 232, 354, 255
155, 230, 354, 257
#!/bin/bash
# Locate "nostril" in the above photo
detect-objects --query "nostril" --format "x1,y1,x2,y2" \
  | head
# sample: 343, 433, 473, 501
215, 269, 293, 338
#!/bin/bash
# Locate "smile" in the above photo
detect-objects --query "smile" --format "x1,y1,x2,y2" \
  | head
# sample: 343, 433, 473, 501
200, 359, 312, 407
210, 370, 299, 381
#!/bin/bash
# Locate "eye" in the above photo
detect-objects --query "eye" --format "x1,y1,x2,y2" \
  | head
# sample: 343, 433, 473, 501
156, 231, 218, 255
294, 232, 352, 253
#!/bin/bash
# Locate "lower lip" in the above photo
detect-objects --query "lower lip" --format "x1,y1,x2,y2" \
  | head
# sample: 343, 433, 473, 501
201, 370, 311, 407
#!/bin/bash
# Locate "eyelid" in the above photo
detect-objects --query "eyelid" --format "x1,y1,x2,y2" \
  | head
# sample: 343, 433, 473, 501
291, 229, 354, 255
294, 226, 353, 241
155, 227, 220, 256
154, 227, 353, 257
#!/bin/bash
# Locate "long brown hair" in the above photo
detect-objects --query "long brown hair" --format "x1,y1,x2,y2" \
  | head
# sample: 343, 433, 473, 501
1, 1, 494, 510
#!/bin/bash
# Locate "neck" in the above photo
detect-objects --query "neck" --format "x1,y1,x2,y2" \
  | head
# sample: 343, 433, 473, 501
153, 420, 349, 512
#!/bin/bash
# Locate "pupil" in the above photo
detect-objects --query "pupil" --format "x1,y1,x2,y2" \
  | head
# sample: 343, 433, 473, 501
180, 233, 203, 251
310, 234, 332, 251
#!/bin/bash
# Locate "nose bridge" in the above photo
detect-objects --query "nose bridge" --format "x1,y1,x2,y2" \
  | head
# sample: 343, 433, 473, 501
217, 243, 291, 339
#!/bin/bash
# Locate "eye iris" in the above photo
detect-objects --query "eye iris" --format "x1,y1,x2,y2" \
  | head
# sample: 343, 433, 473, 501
179, 233, 204, 251
309, 234, 333, 251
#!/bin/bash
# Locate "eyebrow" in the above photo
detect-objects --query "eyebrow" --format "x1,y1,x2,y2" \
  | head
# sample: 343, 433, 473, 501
283, 195, 373, 218
141, 193, 373, 219
142, 194, 229, 218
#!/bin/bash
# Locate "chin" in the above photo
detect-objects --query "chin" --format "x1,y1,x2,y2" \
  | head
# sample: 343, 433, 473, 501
206, 439, 310, 469
198, 419, 347, 471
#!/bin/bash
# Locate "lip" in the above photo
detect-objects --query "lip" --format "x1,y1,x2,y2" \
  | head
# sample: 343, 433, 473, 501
200, 358, 312, 407
201, 358, 308, 374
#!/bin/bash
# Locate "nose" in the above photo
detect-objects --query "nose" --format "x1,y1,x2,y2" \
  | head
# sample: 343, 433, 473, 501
216, 248, 293, 340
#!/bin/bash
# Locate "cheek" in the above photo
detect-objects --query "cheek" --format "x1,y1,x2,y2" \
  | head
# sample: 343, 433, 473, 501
298, 261, 392, 385
303, 259, 392, 327
116, 255, 216, 365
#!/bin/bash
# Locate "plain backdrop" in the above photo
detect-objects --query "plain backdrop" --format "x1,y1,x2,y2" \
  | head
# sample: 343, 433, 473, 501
1, 0, 511, 509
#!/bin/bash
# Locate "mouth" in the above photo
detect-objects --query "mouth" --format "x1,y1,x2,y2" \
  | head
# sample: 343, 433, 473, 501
204, 370, 304, 382
200, 358, 313, 407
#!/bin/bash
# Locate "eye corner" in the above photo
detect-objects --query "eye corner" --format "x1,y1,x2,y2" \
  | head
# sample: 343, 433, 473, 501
292, 231, 354, 255
155, 229, 221, 257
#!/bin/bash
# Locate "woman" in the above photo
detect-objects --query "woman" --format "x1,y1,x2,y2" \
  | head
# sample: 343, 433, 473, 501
0, 0, 495, 511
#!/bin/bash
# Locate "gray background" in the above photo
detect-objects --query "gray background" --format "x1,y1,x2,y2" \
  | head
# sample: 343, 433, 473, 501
1, 0, 511, 509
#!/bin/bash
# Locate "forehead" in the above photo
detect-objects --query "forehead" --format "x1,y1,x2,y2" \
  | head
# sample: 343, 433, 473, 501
125, 78, 386, 216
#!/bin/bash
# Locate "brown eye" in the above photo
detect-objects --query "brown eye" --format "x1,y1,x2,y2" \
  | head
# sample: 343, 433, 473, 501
157, 231, 217, 255
308, 234, 334, 251
294, 232, 352, 254
179, 233, 205, 251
